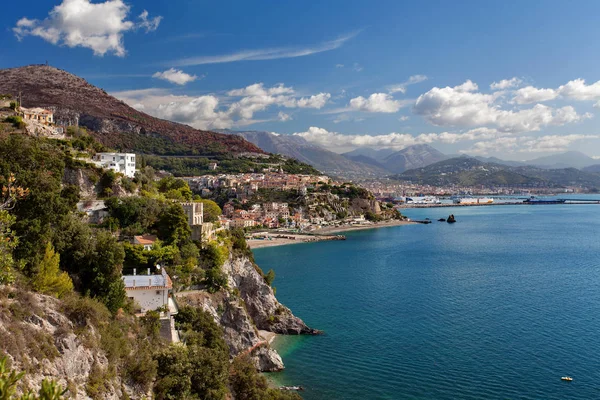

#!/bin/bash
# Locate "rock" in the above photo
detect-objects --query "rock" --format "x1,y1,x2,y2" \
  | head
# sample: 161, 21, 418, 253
447, 214, 456, 223
438, 218, 446, 222
223, 256, 317, 334
251, 346, 284, 372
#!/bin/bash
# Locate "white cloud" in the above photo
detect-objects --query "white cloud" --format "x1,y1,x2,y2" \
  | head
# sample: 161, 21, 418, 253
137, 10, 162, 32
558, 79, 600, 101
349, 93, 405, 113
512, 86, 557, 104
462, 134, 599, 155
399, 116, 410, 121
389, 75, 428, 94
278, 112, 291, 122
595, 101, 600, 109
296, 93, 331, 108
293, 126, 509, 152
113, 82, 330, 129
414, 80, 590, 133
13, 0, 161, 57
490, 77, 523, 90
152, 68, 199, 85
168, 31, 360, 66
335, 64, 344, 68
353, 63, 364, 72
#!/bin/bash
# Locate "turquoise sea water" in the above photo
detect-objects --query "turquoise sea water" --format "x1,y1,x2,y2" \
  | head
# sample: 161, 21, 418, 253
256, 203, 600, 399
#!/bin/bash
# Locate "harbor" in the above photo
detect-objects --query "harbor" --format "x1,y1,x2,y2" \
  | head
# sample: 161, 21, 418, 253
397, 196, 600, 208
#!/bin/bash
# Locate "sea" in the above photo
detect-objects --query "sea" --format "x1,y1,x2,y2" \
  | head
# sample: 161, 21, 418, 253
255, 199, 600, 399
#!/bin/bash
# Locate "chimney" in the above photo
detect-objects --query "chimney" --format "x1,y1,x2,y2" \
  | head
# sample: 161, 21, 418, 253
133, 268, 136, 276
149, 278, 152, 286
133, 279, 136, 288
147, 268, 151, 275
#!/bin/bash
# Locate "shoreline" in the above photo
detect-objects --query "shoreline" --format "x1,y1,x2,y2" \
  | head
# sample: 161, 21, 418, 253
247, 219, 415, 249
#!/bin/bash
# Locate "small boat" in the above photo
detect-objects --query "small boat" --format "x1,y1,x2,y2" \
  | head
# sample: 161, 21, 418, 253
280, 386, 304, 391
561, 376, 573, 381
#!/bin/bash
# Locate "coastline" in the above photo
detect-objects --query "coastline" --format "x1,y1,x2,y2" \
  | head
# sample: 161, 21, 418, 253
247, 219, 415, 249
313, 219, 415, 234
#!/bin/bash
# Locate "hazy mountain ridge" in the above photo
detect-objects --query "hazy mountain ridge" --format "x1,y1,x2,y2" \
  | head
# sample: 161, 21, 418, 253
218, 130, 389, 178
396, 156, 600, 188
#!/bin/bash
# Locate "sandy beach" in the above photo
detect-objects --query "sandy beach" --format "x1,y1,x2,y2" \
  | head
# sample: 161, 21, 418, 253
247, 219, 415, 249
313, 219, 415, 234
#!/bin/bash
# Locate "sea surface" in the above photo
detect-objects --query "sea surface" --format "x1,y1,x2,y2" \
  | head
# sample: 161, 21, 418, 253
255, 202, 600, 399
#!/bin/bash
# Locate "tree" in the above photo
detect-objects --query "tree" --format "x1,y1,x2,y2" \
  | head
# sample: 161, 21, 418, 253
32, 243, 73, 298
154, 204, 191, 245
199, 199, 221, 223
264, 269, 275, 286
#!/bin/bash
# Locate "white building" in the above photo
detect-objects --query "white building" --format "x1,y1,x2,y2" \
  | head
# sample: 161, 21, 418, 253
133, 235, 158, 251
123, 268, 172, 313
93, 153, 136, 178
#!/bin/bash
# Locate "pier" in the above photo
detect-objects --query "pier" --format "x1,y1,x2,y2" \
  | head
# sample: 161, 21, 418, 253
398, 199, 600, 208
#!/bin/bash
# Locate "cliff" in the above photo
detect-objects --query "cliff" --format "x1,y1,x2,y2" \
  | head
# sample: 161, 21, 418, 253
176, 255, 317, 372
0, 288, 147, 399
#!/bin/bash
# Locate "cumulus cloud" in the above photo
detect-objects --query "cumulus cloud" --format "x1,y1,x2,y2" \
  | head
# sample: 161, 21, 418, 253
292, 126, 509, 152
414, 80, 590, 133
13, 0, 161, 56
278, 112, 291, 122
349, 93, 405, 113
152, 68, 199, 85
388, 74, 428, 94
558, 78, 600, 101
461, 134, 599, 155
113, 82, 329, 129
490, 77, 523, 90
512, 86, 558, 104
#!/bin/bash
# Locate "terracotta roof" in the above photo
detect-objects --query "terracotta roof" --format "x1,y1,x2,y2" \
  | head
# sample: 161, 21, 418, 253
133, 235, 158, 245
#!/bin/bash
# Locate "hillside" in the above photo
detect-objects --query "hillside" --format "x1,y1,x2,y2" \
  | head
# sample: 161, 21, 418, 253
0, 65, 262, 156
526, 151, 597, 169
397, 156, 544, 186
396, 156, 600, 188
220, 130, 389, 178
342, 147, 396, 162
380, 144, 447, 173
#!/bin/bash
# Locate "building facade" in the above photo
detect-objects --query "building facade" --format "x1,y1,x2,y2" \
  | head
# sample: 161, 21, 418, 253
93, 153, 136, 178
122, 268, 172, 313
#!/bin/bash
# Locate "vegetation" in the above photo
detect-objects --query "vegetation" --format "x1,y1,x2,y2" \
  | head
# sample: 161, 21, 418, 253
0, 133, 307, 399
0, 356, 66, 400
141, 154, 320, 177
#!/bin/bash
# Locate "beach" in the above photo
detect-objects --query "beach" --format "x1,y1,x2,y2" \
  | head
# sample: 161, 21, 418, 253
247, 219, 414, 249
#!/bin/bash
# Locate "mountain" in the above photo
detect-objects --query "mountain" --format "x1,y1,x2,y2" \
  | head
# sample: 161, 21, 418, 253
0, 65, 262, 156
583, 164, 600, 173
525, 151, 597, 169
219, 130, 389, 178
380, 144, 448, 173
472, 156, 527, 167
342, 154, 386, 169
342, 147, 396, 162
397, 156, 544, 186
396, 156, 600, 188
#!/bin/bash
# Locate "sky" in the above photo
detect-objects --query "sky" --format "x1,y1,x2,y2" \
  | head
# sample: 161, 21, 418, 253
3, 0, 600, 160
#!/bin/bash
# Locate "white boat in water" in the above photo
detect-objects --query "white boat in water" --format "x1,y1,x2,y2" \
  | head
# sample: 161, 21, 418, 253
405, 196, 441, 204
453, 197, 494, 205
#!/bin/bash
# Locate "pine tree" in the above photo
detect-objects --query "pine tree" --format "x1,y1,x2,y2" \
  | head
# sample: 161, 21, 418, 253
32, 244, 73, 298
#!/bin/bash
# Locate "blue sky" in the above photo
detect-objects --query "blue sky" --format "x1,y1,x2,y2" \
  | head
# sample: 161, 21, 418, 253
3, 0, 600, 159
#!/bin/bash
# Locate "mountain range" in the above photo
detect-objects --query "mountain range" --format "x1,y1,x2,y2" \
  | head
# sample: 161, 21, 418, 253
396, 155, 600, 188
0, 65, 262, 156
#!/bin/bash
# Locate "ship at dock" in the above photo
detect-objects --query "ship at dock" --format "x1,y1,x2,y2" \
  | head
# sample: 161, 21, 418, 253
452, 197, 494, 205
523, 196, 566, 204
404, 196, 441, 205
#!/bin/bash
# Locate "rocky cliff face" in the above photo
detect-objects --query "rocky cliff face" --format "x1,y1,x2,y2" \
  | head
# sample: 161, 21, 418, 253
176, 255, 317, 372
0, 289, 144, 399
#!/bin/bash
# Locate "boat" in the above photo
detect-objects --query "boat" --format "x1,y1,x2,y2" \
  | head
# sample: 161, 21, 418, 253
280, 386, 304, 391
453, 197, 493, 205
405, 196, 441, 205
561, 376, 573, 381
523, 196, 566, 205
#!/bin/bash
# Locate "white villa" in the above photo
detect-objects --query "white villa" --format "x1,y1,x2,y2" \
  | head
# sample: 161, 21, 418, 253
123, 268, 172, 313
93, 152, 136, 178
